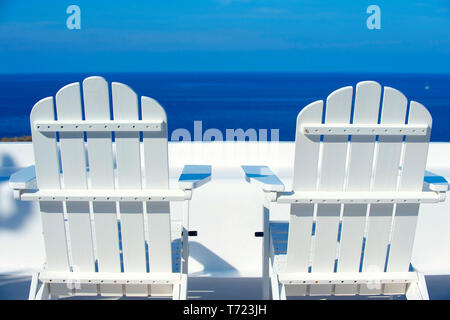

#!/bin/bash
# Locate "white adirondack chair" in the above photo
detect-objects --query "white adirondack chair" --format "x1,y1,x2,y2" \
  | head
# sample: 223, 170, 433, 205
9, 76, 211, 300
243, 81, 449, 300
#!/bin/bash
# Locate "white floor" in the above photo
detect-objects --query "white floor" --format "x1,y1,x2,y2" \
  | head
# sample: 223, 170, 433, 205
1, 274, 449, 300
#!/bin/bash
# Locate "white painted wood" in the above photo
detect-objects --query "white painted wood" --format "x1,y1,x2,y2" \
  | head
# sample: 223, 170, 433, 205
284, 285, 306, 297
301, 124, 427, 136
172, 276, 180, 300
24, 77, 190, 299
270, 262, 280, 300
92, 203, 122, 296
112, 82, 147, 296
147, 201, 172, 272
25, 187, 442, 203
181, 201, 190, 275
56, 83, 87, 190
142, 96, 169, 189
262, 203, 270, 299
276, 191, 440, 204
9, 165, 36, 190
360, 87, 408, 295
83, 77, 115, 189
82, 76, 122, 296
179, 165, 212, 190
417, 271, 429, 300
36, 283, 50, 300
405, 282, 422, 300
149, 284, 174, 296
28, 273, 39, 300
141, 96, 173, 273
242, 165, 285, 192
424, 171, 449, 192
30, 96, 70, 297
30, 97, 61, 190
55, 82, 97, 296
292, 100, 324, 192
34, 120, 162, 132
288, 101, 323, 262
40, 271, 181, 284
384, 101, 432, 294
336, 81, 381, 295
179, 274, 187, 300
286, 100, 323, 296
262, 82, 435, 300
278, 271, 418, 284
280, 283, 287, 300
310, 86, 353, 295
20, 188, 188, 201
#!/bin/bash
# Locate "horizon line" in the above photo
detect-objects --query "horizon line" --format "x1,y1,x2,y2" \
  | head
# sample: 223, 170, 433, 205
1, 71, 450, 76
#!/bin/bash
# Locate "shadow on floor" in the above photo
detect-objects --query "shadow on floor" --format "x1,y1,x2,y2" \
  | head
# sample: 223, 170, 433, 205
188, 277, 262, 300
0, 274, 31, 300
0, 274, 449, 300
0, 154, 32, 230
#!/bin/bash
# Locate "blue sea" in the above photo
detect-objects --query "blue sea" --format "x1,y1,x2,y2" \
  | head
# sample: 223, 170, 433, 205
0, 73, 449, 141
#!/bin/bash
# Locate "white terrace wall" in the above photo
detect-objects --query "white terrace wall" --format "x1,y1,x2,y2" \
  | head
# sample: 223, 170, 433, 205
1, 142, 450, 275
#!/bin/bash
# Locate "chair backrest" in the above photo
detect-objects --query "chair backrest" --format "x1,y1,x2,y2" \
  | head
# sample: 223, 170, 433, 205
31, 76, 173, 296
286, 81, 431, 295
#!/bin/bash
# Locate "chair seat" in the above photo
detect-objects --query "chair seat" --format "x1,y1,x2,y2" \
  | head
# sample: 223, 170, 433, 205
269, 222, 288, 256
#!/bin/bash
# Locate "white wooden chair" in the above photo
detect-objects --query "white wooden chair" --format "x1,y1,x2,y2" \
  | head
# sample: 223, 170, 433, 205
9, 76, 211, 300
243, 81, 449, 300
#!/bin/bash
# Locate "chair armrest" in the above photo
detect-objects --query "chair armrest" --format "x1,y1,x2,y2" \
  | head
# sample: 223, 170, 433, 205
9, 166, 37, 190
424, 170, 449, 192
241, 165, 285, 192
178, 165, 212, 190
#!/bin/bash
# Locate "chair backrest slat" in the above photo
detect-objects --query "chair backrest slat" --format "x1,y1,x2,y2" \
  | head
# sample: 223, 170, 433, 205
142, 97, 172, 273
310, 86, 353, 295
56, 82, 97, 295
142, 97, 169, 188
359, 87, 408, 295
384, 101, 431, 294
83, 76, 122, 296
31, 97, 69, 284
336, 81, 381, 295
111, 82, 148, 296
31, 98, 61, 190
56, 83, 88, 189
287, 100, 322, 279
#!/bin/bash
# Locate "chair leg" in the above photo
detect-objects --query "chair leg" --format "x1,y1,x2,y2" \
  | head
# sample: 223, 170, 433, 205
270, 261, 280, 300
262, 205, 270, 300
181, 200, 190, 277
405, 282, 422, 300
35, 282, 50, 300
28, 272, 39, 300
280, 283, 287, 300
179, 274, 188, 300
172, 281, 180, 300
270, 275, 280, 300
417, 272, 430, 300
406, 271, 429, 300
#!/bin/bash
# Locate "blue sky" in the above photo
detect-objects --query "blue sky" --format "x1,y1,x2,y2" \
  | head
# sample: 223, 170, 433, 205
0, 0, 449, 73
